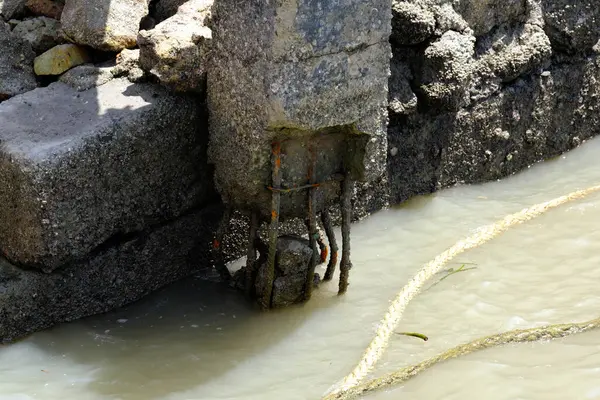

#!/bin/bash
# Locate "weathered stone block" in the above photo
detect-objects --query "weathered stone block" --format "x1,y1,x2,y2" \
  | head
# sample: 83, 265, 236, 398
0, 22, 37, 100
61, 0, 149, 51
0, 78, 214, 271
0, 206, 222, 343
138, 0, 212, 93
208, 0, 391, 217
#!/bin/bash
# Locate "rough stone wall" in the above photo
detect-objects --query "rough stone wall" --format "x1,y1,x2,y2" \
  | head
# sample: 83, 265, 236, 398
0, 0, 599, 341
387, 0, 600, 203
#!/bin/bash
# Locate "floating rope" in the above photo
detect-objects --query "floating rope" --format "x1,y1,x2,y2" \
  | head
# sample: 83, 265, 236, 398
323, 184, 600, 399
329, 316, 600, 400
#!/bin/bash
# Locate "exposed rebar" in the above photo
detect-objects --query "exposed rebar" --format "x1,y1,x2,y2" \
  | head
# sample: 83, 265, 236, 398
260, 142, 282, 310
321, 209, 338, 281
317, 227, 328, 264
305, 145, 319, 301
213, 206, 233, 282
338, 176, 353, 295
245, 211, 260, 299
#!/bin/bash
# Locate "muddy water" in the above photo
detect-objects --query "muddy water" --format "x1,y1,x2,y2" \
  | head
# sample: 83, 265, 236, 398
3, 138, 600, 400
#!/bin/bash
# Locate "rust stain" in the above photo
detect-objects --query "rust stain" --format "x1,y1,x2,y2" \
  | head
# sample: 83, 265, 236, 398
271, 210, 278, 220
212, 239, 220, 249
320, 246, 329, 263
331, 251, 338, 266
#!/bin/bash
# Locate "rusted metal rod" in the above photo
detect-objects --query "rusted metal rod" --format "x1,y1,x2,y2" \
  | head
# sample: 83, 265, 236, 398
321, 209, 338, 281
213, 206, 233, 282
267, 183, 321, 193
245, 211, 259, 299
317, 227, 328, 265
339, 175, 353, 295
304, 145, 319, 301
260, 142, 282, 310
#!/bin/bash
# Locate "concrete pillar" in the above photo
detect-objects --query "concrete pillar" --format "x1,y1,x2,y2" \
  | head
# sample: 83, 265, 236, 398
208, 0, 392, 219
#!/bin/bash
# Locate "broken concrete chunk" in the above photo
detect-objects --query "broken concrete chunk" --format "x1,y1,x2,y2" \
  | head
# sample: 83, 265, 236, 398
34, 43, 90, 75
61, 0, 149, 51
12, 16, 64, 54
0, 78, 213, 271
138, 0, 212, 93
0, 22, 37, 100
0, 0, 27, 20
253, 235, 319, 308
26, 0, 64, 19
275, 235, 313, 276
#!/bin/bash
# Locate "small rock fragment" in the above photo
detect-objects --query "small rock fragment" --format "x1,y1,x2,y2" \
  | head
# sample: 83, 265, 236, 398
58, 63, 113, 90
113, 48, 145, 82
138, 0, 212, 93
34, 43, 90, 75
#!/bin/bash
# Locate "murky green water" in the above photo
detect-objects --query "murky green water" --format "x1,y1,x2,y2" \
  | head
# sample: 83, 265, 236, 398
3, 137, 600, 400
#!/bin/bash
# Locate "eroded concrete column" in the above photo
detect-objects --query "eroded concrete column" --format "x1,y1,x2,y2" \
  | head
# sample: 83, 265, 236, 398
207, 0, 392, 306
208, 0, 391, 217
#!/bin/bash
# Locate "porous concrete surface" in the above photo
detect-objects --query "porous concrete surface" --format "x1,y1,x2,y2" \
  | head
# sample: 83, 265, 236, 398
542, 0, 600, 52
208, 0, 391, 220
0, 78, 214, 271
